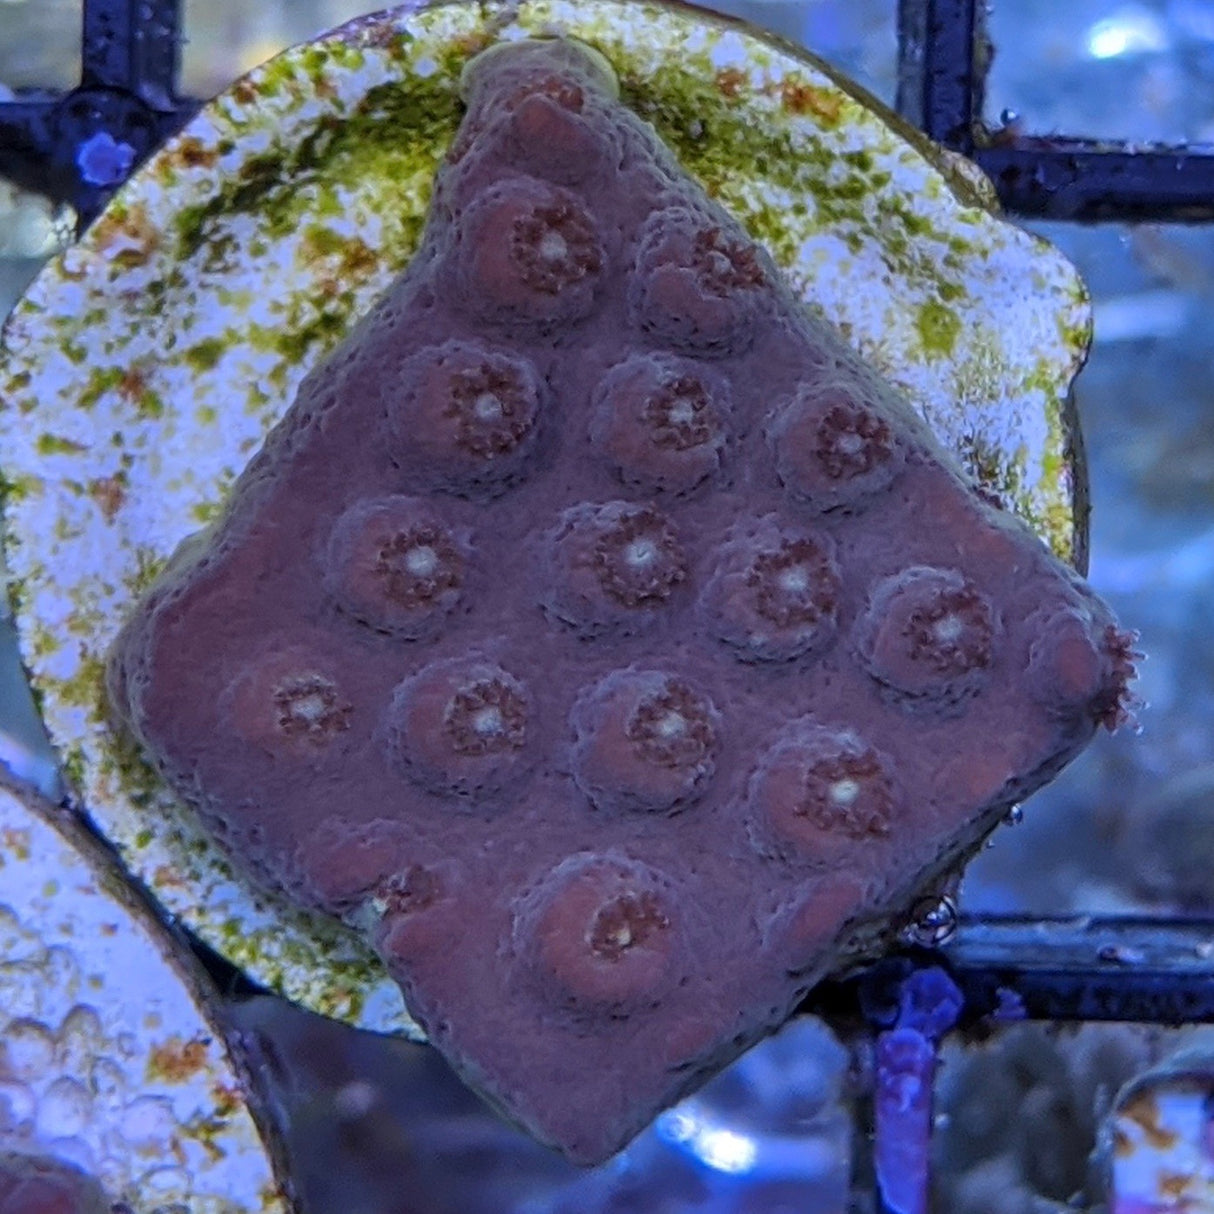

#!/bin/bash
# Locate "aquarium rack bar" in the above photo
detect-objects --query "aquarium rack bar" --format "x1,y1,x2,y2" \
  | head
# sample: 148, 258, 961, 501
801, 915, 1214, 1029
0, 0, 194, 227
896, 0, 1214, 221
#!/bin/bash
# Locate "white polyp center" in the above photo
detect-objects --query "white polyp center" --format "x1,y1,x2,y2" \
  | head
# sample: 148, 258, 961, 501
404, 545, 439, 577
473, 392, 503, 422
625, 538, 658, 568
933, 614, 964, 644
291, 692, 329, 723
667, 397, 697, 426
836, 431, 864, 456
829, 777, 861, 807
607, 921, 633, 951
655, 710, 687, 739
777, 564, 810, 594
538, 230, 568, 261
471, 705, 504, 737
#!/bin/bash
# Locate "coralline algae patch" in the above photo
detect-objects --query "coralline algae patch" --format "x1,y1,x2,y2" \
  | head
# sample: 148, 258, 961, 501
0, 782, 288, 1213
0, 0, 1089, 1039
105, 38, 1131, 1165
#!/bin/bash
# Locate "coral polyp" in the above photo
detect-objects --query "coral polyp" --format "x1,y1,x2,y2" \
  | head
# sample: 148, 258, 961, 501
593, 506, 687, 607
572, 669, 720, 814
386, 657, 531, 797
221, 645, 353, 756
701, 517, 841, 662
589, 352, 729, 494
323, 496, 468, 638
386, 340, 543, 495
769, 383, 904, 512
449, 177, 604, 332
857, 567, 997, 707
515, 854, 679, 1013
541, 501, 687, 635
750, 722, 897, 861
629, 206, 774, 356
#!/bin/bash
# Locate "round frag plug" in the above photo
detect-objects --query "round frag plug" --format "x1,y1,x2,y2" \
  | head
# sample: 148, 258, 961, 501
541, 501, 688, 637
856, 566, 997, 708
589, 352, 729, 495
571, 668, 720, 814
768, 379, 904, 513
323, 496, 470, 639
700, 517, 842, 663
749, 721, 898, 862
385, 656, 533, 797
628, 206, 774, 357
385, 340, 543, 496
448, 177, 605, 333
515, 853, 681, 1014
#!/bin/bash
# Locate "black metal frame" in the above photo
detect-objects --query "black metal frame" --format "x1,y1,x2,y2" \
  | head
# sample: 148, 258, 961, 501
898, 0, 1214, 220
3, 0, 1213, 1204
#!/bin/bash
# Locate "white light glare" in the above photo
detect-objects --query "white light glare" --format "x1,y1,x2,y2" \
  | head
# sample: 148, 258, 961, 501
1087, 7, 1169, 59
656, 1107, 758, 1175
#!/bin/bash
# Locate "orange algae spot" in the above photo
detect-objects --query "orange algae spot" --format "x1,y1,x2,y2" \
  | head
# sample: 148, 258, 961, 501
169, 137, 220, 170
152, 863, 188, 890
147, 1035, 210, 1083
211, 1082, 243, 1116
1, 827, 31, 861
89, 473, 127, 522
1121, 1092, 1180, 1151
780, 79, 844, 125
117, 364, 152, 403
93, 202, 161, 268
715, 68, 747, 99
1160, 1172, 1193, 1200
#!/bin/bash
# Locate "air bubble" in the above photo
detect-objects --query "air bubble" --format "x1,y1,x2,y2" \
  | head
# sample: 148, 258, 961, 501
901, 896, 958, 948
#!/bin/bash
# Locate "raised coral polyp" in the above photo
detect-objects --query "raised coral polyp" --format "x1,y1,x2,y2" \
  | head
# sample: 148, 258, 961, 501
107, 37, 1133, 1164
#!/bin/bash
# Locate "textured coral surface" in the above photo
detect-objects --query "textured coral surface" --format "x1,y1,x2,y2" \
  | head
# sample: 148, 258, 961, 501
108, 37, 1133, 1163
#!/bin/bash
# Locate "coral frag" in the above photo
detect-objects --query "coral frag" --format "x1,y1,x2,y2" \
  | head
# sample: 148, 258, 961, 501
107, 38, 1135, 1163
